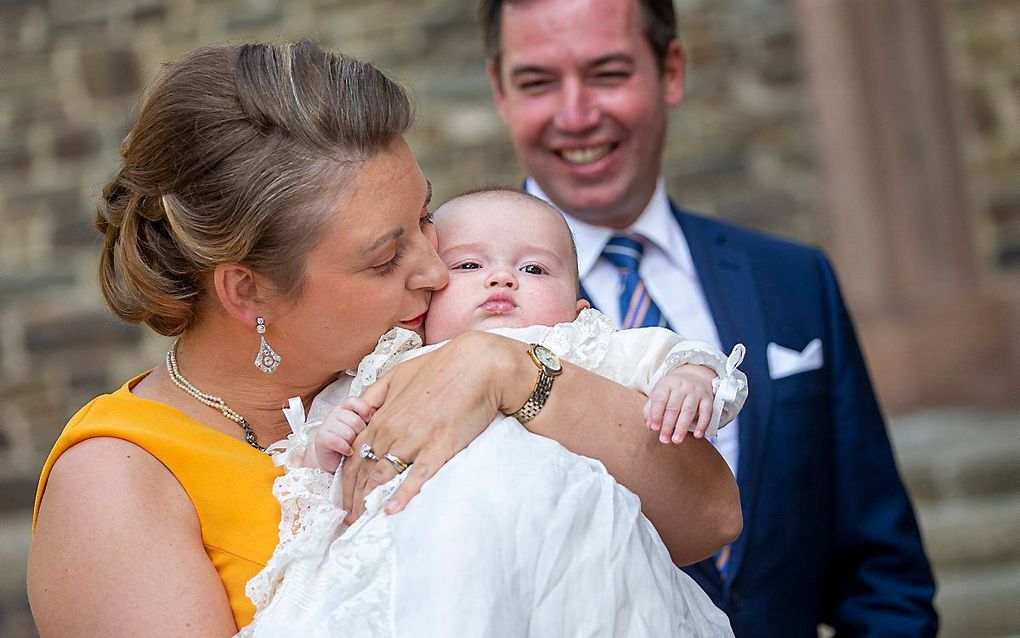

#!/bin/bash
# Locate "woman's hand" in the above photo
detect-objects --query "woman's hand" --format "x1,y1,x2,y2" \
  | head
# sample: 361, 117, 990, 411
341, 331, 528, 522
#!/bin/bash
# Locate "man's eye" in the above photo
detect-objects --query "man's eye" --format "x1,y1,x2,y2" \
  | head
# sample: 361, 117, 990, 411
520, 264, 546, 275
516, 77, 554, 92
455, 261, 481, 270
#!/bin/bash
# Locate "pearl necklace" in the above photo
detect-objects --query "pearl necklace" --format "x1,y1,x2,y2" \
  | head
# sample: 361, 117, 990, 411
165, 340, 266, 452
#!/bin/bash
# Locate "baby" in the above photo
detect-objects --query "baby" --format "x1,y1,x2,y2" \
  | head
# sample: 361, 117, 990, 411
305, 188, 746, 473
241, 189, 745, 637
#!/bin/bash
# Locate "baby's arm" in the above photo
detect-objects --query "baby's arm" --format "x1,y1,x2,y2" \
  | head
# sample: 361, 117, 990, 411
593, 323, 747, 445
646, 341, 747, 445
302, 396, 374, 472
644, 363, 718, 444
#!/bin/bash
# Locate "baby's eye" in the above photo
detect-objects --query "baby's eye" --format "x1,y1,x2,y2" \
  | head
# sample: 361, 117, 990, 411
520, 264, 546, 275
454, 261, 482, 270
420, 210, 434, 226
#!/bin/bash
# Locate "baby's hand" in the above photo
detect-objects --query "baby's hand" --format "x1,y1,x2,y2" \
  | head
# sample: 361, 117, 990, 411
643, 364, 716, 445
303, 396, 374, 472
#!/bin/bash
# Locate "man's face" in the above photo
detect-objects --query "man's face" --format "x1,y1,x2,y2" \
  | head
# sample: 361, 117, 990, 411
489, 0, 684, 229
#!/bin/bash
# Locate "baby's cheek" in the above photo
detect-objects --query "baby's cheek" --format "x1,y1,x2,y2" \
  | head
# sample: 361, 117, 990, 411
422, 295, 459, 345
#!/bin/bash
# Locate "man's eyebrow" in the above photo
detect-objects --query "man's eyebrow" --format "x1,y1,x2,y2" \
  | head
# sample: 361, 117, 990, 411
364, 228, 404, 255
587, 53, 634, 69
508, 64, 554, 79
509, 53, 634, 79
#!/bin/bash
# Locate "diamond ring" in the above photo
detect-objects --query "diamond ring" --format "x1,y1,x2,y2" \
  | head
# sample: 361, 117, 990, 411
359, 443, 380, 461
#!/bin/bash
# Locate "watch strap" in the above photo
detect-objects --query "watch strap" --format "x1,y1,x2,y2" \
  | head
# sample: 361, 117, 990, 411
509, 368, 555, 424
509, 344, 559, 424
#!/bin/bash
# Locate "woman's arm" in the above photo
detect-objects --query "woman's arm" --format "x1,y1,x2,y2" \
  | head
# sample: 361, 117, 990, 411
29, 437, 237, 636
526, 359, 742, 565
343, 331, 741, 565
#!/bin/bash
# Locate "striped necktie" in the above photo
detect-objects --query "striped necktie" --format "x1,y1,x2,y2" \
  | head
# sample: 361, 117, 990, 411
601, 235, 670, 329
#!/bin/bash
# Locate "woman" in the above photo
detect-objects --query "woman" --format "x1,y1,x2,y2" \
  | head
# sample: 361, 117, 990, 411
28, 41, 739, 635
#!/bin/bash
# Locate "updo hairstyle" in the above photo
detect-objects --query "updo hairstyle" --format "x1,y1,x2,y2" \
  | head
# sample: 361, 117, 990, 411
95, 41, 414, 336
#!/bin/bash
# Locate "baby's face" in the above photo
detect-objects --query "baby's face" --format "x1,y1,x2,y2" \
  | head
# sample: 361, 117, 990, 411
423, 193, 585, 344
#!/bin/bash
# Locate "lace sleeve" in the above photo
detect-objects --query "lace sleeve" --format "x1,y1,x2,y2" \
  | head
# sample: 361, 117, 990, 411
243, 466, 342, 617
348, 327, 422, 397
541, 308, 616, 371
652, 342, 748, 437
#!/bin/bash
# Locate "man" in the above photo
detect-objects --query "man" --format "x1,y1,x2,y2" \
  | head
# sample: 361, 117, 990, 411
478, 0, 938, 635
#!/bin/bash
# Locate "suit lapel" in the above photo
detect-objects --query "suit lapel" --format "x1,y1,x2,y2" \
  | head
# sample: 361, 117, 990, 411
674, 204, 774, 587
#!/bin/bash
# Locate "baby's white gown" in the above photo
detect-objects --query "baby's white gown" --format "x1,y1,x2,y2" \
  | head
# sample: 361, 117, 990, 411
240, 310, 745, 637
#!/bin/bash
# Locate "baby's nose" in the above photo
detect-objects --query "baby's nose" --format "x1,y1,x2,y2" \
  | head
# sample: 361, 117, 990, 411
487, 270, 518, 288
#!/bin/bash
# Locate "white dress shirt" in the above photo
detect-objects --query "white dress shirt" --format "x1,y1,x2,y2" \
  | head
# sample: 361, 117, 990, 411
526, 178, 740, 476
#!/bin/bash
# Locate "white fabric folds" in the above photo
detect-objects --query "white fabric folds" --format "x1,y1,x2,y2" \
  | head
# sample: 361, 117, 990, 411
240, 310, 741, 637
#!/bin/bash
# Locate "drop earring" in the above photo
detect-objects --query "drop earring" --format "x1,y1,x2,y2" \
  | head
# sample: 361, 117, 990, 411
254, 316, 281, 373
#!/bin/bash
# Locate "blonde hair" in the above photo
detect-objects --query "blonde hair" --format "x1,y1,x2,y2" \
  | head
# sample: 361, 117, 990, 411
95, 41, 413, 336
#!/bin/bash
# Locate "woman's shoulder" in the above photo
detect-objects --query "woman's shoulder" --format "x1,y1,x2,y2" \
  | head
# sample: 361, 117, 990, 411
28, 433, 238, 636
43, 435, 192, 521
35, 373, 280, 529
33, 381, 196, 532
32, 435, 198, 592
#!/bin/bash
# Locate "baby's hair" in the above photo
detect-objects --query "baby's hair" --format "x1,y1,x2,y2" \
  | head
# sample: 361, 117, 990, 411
436, 186, 579, 282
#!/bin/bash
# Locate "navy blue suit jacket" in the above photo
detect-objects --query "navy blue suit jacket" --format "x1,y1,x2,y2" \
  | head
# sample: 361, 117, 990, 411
584, 205, 937, 636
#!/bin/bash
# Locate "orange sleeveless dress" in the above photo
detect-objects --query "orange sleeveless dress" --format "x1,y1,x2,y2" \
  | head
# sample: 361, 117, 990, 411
33, 373, 285, 629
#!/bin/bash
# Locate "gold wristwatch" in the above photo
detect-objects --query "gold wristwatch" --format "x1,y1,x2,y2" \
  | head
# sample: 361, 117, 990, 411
509, 344, 563, 424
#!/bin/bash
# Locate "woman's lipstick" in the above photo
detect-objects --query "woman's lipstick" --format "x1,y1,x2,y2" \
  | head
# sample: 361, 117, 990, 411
399, 312, 426, 330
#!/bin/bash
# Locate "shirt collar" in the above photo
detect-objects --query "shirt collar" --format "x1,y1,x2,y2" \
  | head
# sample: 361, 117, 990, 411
524, 177, 695, 279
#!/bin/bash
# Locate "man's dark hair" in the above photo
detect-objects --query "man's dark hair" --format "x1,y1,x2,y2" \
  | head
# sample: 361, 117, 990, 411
479, 0, 678, 75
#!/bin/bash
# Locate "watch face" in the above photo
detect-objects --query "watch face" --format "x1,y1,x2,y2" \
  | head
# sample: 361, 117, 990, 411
533, 345, 562, 372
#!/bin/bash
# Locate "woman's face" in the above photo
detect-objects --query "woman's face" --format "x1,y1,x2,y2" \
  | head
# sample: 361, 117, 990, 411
273, 138, 447, 376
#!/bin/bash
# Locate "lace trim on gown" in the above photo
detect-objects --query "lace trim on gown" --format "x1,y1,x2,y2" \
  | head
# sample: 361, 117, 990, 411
349, 328, 422, 398
538, 307, 615, 369
242, 332, 417, 637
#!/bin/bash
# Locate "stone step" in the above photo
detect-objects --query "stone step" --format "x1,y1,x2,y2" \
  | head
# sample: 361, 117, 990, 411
915, 492, 1020, 568
888, 408, 1019, 503
934, 560, 1020, 638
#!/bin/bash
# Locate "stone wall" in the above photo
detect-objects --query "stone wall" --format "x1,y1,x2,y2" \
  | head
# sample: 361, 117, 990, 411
1, 0, 1017, 635
943, 0, 1020, 273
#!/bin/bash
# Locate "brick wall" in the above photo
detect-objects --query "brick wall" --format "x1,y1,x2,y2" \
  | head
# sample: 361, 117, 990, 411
1, 0, 1017, 634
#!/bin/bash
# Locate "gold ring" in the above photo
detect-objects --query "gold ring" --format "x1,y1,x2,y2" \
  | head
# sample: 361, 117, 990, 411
383, 452, 410, 473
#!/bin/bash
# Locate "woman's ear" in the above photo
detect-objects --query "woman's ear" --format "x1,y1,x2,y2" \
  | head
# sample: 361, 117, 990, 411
575, 299, 591, 316
213, 264, 269, 327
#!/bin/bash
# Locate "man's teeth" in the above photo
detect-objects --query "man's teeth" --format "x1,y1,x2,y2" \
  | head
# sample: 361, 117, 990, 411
560, 145, 612, 165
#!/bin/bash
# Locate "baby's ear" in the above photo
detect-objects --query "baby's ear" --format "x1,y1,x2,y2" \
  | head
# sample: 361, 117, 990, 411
575, 299, 591, 316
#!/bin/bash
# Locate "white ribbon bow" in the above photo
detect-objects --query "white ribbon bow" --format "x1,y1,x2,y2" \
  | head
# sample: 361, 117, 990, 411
710, 344, 747, 436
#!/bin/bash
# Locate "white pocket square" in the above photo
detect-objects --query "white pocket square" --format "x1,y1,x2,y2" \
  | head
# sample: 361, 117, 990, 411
767, 338, 823, 380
